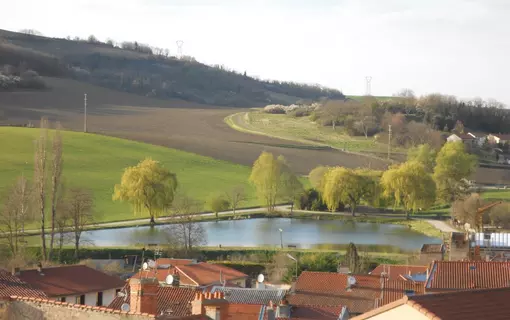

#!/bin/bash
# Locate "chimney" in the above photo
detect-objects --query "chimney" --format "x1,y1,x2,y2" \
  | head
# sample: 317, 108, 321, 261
129, 277, 158, 315
192, 291, 227, 320
11, 267, 20, 276
276, 299, 291, 318
266, 301, 276, 320
37, 262, 44, 275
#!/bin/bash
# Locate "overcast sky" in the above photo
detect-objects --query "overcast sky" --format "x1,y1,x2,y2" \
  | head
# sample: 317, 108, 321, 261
2, 0, 509, 103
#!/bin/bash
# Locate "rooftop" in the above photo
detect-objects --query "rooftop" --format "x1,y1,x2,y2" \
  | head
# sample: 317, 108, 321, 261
176, 263, 248, 287
109, 283, 200, 317
425, 261, 510, 290
420, 244, 445, 254
287, 271, 381, 314
353, 287, 510, 320
285, 305, 345, 320
378, 279, 425, 307
210, 286, 287, 305
17, 265, 126, 297
370, 264, 429, 281
0, 269, 46, 299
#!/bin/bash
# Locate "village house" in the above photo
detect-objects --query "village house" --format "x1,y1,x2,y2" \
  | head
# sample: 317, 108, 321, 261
131, 259, 249, 289
418, 244, 445, 265
369, 264, 429, 282
0, 269, 47, 299
351, 287, 510, 320
487, 134, 510, 145
16, 264, 125, 307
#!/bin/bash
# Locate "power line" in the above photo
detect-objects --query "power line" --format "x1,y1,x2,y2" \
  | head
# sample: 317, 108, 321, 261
84, 93, 87, 133
387, 124, 392, 160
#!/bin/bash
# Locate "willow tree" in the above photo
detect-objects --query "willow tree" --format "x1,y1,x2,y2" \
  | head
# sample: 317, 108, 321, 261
308, 166, 330, 192
433, 142, 477, 203
113, 158, 177, 225
321, 167, 347, 212
381, 161, 436, 219
249, 152, 300, 212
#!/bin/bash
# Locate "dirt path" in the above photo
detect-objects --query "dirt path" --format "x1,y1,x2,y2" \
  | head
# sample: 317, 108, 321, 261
424, 219, 458, 233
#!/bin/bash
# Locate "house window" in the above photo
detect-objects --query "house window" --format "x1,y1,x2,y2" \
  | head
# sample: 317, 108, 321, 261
60, 297, 66, 303
78, 295, 85, 305
97, 292, 103, 306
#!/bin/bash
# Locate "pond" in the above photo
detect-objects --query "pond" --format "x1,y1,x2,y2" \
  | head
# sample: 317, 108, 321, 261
78, 218, 441, 251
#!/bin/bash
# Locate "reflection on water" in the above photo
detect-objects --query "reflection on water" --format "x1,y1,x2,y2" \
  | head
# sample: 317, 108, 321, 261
78, 218, 441, 251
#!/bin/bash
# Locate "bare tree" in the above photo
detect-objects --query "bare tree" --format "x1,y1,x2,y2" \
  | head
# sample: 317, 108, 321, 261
165, 193, 206, 256
48, 125, 63, 260
66, 188, 94, 259
225, 185, 247, 217
0, 177, 32, 257
34, 118, 49, 260
55, 185, 71, 263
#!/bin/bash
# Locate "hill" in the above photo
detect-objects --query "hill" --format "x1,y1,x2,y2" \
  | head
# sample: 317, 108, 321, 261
0, 127, 256, 223
0, 29, 344, 107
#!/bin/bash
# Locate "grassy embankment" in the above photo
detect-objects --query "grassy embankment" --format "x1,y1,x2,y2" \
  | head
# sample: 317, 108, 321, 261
0, 127, 257, 224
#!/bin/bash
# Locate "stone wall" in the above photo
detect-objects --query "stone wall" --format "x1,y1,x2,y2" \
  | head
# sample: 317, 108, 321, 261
7, 299, 154, 320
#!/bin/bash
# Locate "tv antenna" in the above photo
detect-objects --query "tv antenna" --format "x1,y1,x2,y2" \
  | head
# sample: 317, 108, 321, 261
121, 303, 130, 312
365, 76, 372, 96
176, 40, 184, 58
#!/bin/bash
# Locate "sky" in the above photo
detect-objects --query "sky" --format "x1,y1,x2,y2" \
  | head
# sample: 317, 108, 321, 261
2, 0, 510, 103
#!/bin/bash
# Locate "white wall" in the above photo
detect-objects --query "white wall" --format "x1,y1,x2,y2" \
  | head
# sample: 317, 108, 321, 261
102, 289, 117, 306
85, 292, 96, 306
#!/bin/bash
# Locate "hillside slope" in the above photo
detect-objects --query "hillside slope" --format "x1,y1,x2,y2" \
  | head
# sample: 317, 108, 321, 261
0, 29, 344, 107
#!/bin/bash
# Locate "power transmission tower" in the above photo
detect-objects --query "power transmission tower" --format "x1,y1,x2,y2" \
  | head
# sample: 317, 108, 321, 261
84, 93, 87, 133
387, 124, 392, 160
176, 40, 184, 58
365, 76, 372, 96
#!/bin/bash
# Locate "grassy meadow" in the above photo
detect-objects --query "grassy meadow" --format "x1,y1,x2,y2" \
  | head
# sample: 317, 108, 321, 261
0, 127, 257, 223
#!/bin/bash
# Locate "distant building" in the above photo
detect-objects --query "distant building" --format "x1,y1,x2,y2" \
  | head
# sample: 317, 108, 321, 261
370, 264, 429, 282
418, 244, 445, 264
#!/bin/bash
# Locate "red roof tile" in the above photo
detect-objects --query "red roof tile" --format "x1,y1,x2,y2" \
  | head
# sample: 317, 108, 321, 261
176, 263, 248, 287
288, 271, 381, 314
370, 264, 429, 281
9, 295, 155, 318
109, 283, 200, 317
420, 244, 444, 254
354, 287, 510, 320
425, 261, 510, 291
18, 265, 125, 297
0, 269, 46, 298
287, 305, 344, 320
227, 303, 263, 320
156, 258, 195, 267
378, 280, 425, 306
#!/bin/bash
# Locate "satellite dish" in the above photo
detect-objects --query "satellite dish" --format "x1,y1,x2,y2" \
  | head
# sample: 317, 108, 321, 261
347, 276, 357, 286
148, 260, 156, 269
121, 303, 130, 312
117, 291, 126, 297
257, 274, 265, 283
165, 275, 174, 285
142, 262, 148, 270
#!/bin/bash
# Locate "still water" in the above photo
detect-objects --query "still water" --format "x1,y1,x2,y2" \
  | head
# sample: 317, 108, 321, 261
79, 218, 440, 251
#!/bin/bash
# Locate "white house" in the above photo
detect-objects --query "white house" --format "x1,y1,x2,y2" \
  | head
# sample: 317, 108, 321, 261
17, 264, 125, 307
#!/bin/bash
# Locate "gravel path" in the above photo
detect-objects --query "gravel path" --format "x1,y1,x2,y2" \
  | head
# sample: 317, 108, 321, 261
425, 219, 458, 233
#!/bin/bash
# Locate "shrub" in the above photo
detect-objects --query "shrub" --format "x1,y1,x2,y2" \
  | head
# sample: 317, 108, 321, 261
18, 69, 46, 89
263, 104, 286, 114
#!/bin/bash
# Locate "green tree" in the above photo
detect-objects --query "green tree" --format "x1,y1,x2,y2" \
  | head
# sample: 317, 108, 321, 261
207, 194, 230, 220
279, 168, 304, 213
407, 144, 436, 172
113, 158, 177, 225
433, 142, 477, 203
381, 161, 436, 219
322, 167, 347, 212
249, 152, 298, 212
345, 242, 360, 273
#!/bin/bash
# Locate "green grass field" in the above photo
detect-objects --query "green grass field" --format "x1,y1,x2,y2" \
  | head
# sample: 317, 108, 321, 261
481, 189, 510, 201
227, 111, 390, 153
0, 127, 257, 223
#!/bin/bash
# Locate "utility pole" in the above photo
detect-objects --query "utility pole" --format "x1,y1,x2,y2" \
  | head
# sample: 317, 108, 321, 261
387, 124, 392, 160
83, 93, 87, 133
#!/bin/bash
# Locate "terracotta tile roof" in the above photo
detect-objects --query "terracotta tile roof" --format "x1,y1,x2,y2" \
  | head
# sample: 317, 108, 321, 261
156, 258, 195, 267
370, 264, 429, 281
286, 305, 344, 320
17, 265, 125, 297
353, 287, 510, 320
210, 287, 287, 305
425, 261, 510, 291
109, 283, 200, 317
176, 263, 248, 287
0, 269, 46, 298
287, 271, 381, 314
132, 267, 181, 283
421, 244, 444, 254
9, 295, 155, 318
227, 303, 264, 320
378, 280, 425, 307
